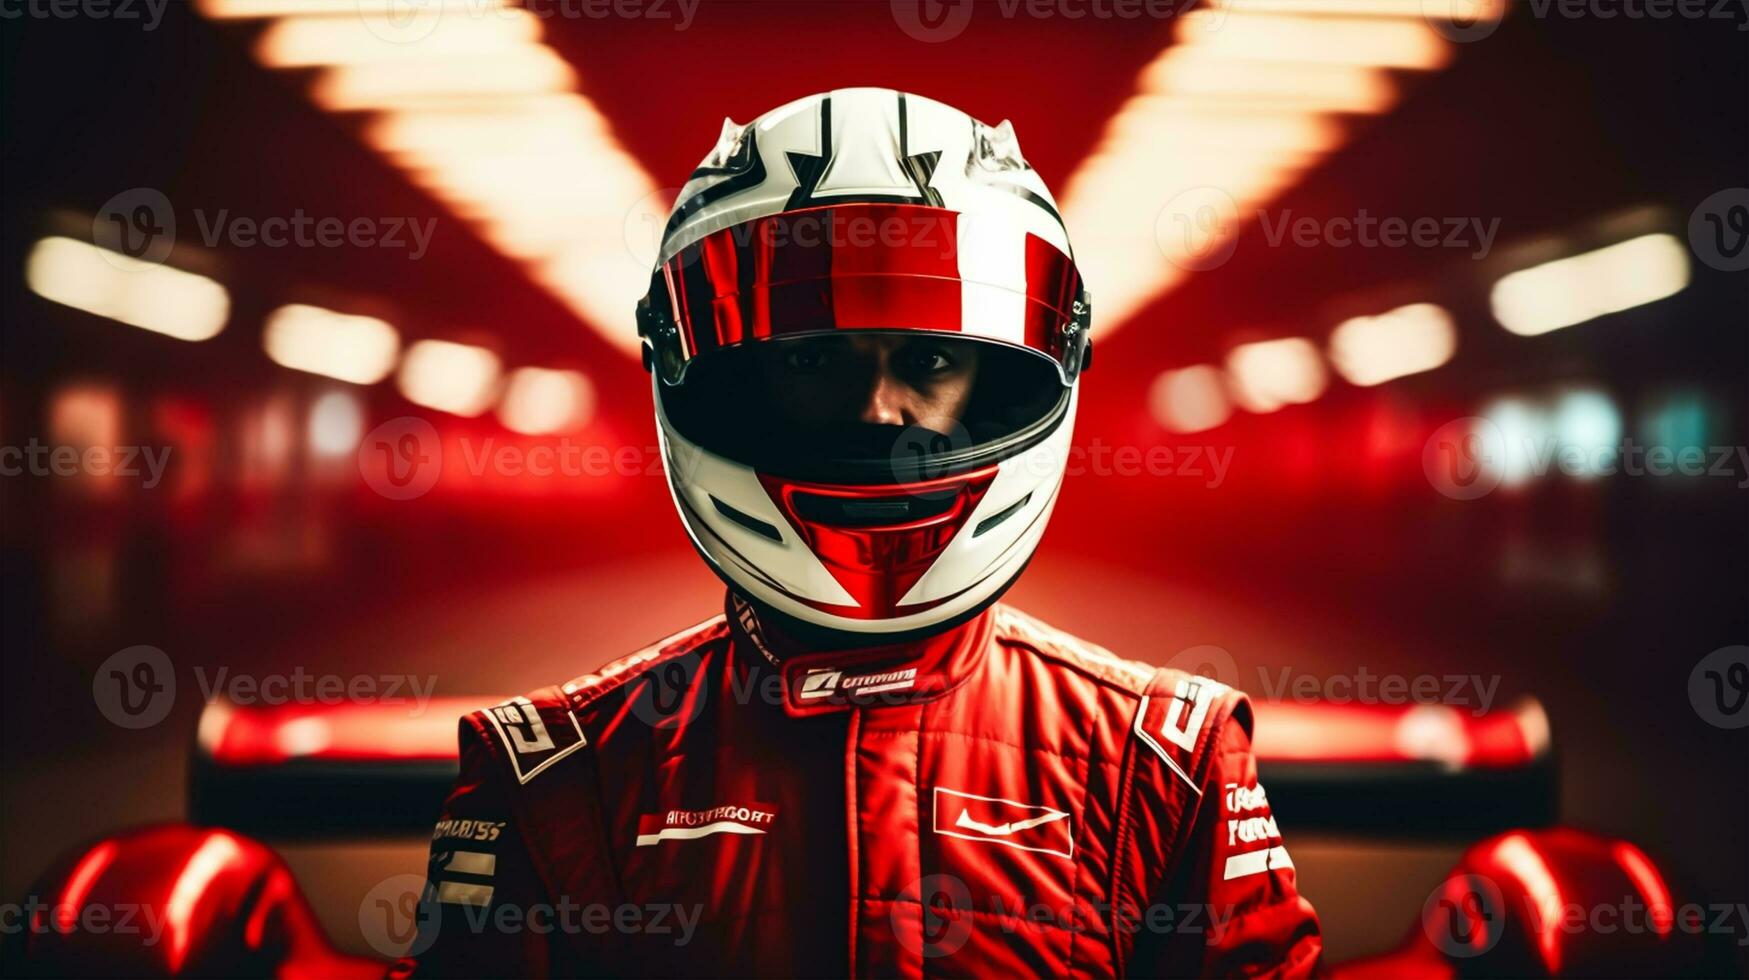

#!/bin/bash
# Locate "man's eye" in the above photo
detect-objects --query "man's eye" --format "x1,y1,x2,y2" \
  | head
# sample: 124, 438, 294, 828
910, 350, 952, 373
785, 348, 827, 371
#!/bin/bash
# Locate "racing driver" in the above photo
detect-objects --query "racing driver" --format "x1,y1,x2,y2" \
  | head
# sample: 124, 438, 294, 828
397, 88, 1322, 978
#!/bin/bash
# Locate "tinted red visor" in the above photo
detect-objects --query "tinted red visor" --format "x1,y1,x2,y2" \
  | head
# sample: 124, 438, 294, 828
648, 203, 1088, 385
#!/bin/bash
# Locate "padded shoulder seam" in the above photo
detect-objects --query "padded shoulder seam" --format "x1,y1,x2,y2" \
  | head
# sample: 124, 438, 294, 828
561, 614, 729, 711
991, 605, 1155, 697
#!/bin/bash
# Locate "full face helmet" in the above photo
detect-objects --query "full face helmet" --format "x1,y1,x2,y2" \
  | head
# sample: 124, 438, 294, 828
638, 87, 1091, 638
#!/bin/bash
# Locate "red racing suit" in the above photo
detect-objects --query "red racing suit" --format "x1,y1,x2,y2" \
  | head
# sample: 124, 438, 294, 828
394, 595, 1321, 977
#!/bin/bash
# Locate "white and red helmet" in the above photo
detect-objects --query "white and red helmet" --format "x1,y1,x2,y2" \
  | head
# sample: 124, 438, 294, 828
638, 88, 1091, 637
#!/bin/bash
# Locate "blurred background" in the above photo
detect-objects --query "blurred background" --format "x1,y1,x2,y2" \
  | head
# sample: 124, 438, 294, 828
2, 0, 1745, 967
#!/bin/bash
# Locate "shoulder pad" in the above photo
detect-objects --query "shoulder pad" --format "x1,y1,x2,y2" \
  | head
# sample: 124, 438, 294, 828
559, 614, 729, 709
1131, 668, 1250, 796
468, 687, 588, 786
462, 615, 729, 786
992, 605, 1156, 693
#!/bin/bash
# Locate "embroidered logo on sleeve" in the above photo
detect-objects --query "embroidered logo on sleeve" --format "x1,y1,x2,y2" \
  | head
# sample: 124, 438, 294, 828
1219, 780, 1293, 881
1132, 676, 1231, 793
433, 847, 498, 907
1161, 676, 1226, 752
482, 697, 587, 785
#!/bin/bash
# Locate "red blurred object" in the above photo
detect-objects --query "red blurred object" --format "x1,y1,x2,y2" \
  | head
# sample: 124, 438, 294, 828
10, 824, 1706, 978
3, 825, 380, 979
199, 697, 492, 766
1252, 697, 1551, 768
1334, 828, 1714, 979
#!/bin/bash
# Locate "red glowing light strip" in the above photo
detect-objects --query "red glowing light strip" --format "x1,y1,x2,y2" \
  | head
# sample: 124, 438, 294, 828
202, 698, 494, 765
1248, 700, 1544, 768
55, 840, 117, 931
1612, 840, 1675, 937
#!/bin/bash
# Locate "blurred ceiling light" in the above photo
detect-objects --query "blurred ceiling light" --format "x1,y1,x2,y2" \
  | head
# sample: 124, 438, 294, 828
198, 0, 441, 15
255, 7, 532, 67
1224, 0, 1505, 17
1139, 54, 1397, 114
308, 389, 365, 457
1061, 0, 1487, 334
1106, 98, 1345, 151
1174, 11, 1450, 69
1328, 302, 1457, 386
203, 7, 654, 357
48, 383, 123, 449
262, 303, 400, 384
1477, 396, 1545, 487
26, 237, 229, 342
1638, 390, 1710, 457
497, 367, 595, 434
397, 339, 501, 417
1149, 366, 1232, 433
1491, 233, 1690, 337
364, 95, 611, 159
1227, 337, 1327, 413
1551, 388, 1621, 480
310, 46, 576, 111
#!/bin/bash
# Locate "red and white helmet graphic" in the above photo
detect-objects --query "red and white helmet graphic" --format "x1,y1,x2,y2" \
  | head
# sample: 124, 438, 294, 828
638, 88, 1091, 636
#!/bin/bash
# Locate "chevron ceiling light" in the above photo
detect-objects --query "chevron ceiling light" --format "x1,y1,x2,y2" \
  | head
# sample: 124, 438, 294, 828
1060, 0, 1506, 335
198, 0, 657, 357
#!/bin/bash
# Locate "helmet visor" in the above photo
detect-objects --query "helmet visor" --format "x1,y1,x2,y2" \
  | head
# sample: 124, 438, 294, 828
659, 331, 1067, 485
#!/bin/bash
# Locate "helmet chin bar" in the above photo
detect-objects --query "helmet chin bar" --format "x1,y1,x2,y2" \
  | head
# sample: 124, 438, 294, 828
729, 558, 1039, 652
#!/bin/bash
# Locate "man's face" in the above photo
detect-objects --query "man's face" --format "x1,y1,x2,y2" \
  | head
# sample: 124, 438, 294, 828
756, 333, 981, 436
